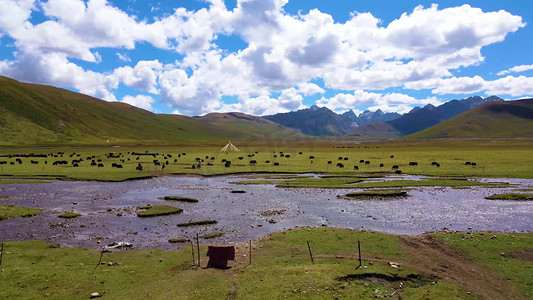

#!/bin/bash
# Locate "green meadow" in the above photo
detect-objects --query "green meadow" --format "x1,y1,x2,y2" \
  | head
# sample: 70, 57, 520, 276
0, 228, 530, 299
0, 139, 531, 181
0, 205, 42, 220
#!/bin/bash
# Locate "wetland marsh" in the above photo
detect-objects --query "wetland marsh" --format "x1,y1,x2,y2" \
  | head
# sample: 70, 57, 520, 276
1, 174, 531, 249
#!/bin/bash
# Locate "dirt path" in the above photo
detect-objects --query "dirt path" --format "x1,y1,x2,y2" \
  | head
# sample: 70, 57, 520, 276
399, 235, 527, 300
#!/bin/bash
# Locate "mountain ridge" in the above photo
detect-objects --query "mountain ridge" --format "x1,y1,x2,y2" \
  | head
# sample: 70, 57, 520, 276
1, 75, 524, 145
263, 105, 402, 136
349, 95, 504, 138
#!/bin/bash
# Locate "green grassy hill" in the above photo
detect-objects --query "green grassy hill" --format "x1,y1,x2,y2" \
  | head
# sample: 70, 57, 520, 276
0, 76, 302, 145
405, 99, 533, 139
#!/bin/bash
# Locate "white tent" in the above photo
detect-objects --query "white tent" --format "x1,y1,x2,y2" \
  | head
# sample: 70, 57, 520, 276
220, 141, 240, 152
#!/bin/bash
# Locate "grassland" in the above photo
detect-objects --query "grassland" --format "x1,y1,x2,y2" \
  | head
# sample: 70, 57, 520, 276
202, 232, 224, 239
177, 220, 218, 227
0, 228, 530, 299
345, 191, 408, 199
58, 212, 81, 219
235, 177, 507, 189
280, 178, 504, 189
0, 139, 531, 182
136, 205, 183, 217
168, 238, 189, 243
485, 193, 533, 201
0, 180, 50, 184
0, 205, 42, 220
162, 196, 199, 203
431, 231, 533, 297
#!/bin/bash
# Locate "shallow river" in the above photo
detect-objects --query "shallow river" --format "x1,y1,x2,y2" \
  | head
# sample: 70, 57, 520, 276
1, 174, 532, 249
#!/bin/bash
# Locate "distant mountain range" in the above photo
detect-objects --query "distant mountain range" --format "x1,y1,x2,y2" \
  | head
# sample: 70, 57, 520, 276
264, 105, 401, 136
1, 75, 529, 146
381, 95, 504, 137
265, 95, 503, 137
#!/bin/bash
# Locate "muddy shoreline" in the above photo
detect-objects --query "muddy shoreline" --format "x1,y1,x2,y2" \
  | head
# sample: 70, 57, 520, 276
1, 174, 532, 250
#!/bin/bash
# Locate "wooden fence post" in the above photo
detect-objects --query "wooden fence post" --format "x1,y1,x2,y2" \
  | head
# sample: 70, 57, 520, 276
94, 247, 105, 270
196, 233, 200, 267
307, 241, 314, 264
249, 240, 252, 265
191, 240, 195, 266
0, 243, 4, 266
355, 240, 362, 270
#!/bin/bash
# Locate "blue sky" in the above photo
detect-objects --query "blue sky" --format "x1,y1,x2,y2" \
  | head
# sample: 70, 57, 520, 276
1, 0, 532, 116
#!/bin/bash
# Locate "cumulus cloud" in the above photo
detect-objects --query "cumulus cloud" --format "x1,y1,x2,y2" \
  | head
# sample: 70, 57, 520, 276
486, 76, 533, 97
429, 76, 487, 95
0, 50, 117, 101
0, 0, 530, 115
406, 75, 533, 97
111, 60, 162, 94
116, 53, 131, 62
121, 94, 156, 111
298, 82, 324, 96
317, 90, 442, 113
219, 94, 301, 116
497, 64, 533, 76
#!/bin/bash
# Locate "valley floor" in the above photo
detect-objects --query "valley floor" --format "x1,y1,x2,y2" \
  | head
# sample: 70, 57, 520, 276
0, 139, 532, 181
1, 139, 532, 299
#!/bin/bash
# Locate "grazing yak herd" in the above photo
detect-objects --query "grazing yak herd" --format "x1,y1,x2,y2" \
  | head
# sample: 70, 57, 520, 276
0, 150, 481, 175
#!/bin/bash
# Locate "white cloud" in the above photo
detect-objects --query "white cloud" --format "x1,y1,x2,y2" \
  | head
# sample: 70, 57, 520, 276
116, 52, 131, 62
406, 75, 533, 97
430, 76, 487, 95
278, 88, 304, 111
121, 95, 156, 111
0, 50, 117, 101
158, 64, 224, 116
111, 60, 162, 94
497, 64, 533, 76
317, 90, 442, 113
486, 76, 533, 97
0, 0, 530, 116
298, 82, 325, 96
219, 94, 300, 116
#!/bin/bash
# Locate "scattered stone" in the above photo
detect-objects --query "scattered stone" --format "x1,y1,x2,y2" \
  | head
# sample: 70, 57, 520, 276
388, 261, 400, 268
105, 241, 132, 249
90, 292, 101, 298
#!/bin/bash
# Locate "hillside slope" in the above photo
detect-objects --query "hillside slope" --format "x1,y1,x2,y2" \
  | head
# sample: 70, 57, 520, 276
405, 99, 533, 139
0, 76, 301, 145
